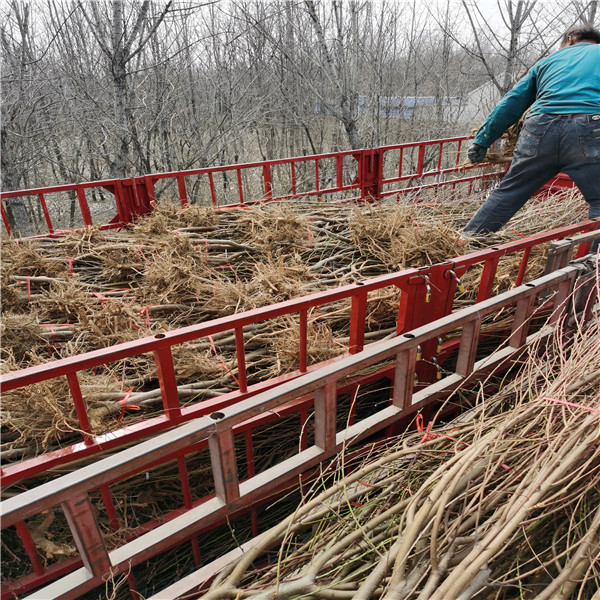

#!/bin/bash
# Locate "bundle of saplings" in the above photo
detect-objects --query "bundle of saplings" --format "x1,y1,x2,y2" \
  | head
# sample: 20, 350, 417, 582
202, 306, 600, 600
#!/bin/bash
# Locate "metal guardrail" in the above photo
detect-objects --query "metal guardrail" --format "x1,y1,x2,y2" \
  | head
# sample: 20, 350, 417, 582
1, 137, 501, 237
2, 258, 597, 600
1, 139, 595, 597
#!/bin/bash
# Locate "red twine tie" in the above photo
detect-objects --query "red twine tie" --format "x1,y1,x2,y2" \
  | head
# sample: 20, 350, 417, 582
542, 396, 600, 416
208, 335, 239, 386
117, 389, 140, 420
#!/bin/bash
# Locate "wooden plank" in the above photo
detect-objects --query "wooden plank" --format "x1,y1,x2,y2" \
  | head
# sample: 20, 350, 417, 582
61, 494, 111, 577
314, 382, 337, 450
548, 277, 575, 325
544, 239, 572, 274
509, 293, 537, 348
391, 348, 417, 409
209, 427, 240, 504
456, 318, 482, 376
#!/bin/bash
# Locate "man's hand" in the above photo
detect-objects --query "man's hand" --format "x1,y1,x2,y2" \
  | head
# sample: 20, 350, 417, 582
467, 143, 487, 163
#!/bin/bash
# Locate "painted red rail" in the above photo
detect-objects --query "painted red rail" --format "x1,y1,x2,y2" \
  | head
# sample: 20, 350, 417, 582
2, 257, 597, 600
1, 137, 501, 237
1, 138, 594, 598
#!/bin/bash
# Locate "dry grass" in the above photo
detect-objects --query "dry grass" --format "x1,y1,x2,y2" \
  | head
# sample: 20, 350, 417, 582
134, 203, 220, 233
263, 316, 344, 377
1, 238, 69, 279
239, 203, 312, 250
0, 314, 48, 366
71, 298, 150, 349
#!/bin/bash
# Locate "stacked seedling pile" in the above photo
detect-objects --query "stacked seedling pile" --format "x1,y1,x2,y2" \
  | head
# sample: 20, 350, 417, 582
0, 189, 595, 597
201, 298, 600, 600
0, 189, 588, 462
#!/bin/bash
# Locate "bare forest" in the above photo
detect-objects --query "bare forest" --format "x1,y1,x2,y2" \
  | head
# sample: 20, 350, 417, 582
1, 0, 598, 192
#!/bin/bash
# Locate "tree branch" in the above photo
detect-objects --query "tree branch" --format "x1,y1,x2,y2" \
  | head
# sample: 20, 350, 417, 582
126, 1, 173, 63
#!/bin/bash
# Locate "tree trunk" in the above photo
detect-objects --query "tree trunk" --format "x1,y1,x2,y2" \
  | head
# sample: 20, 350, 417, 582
111, 0, 129, 177
305, 0, 364, 150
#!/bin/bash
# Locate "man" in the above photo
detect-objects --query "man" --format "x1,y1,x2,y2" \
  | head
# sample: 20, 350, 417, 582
463, 26, 600, 248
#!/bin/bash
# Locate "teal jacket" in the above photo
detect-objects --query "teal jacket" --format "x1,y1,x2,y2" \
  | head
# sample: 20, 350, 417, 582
475, 42, 600, 148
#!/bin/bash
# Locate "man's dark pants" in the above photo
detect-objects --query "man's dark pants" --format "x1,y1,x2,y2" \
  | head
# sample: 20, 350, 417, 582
464, 113, 600, 251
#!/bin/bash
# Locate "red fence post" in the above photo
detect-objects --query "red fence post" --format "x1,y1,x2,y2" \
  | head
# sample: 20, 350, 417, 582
109, 178, 155, 224
399, 264, 457, 384
263, 165, 272, 201
111, 181, 131, 223
15, 521, 45, 576
126, 177, 154, 218
477, 255, 501, 302
142, 177, 156, 210
153, 345, 182, 421
357, 149, 383, 201
38, 193, 54, 233
349, 285, 368, 354
235, 327, 248, 393
299, 309, 308, 372
416, 144, 426, 177
76, 188, 93, 227
177, 176, 188, 207
100, 485, 120, 532
1, 202, 12, 235
66, 373, 94, 444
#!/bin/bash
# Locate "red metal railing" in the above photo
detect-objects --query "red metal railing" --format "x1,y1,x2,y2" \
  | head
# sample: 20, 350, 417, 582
1, 138, 592, 598
1, 257, 597, 600
1, 137, 501, 237
1, 219, 598, 494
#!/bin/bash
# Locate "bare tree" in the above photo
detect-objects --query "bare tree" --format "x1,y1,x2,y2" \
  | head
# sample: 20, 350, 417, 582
438, 0, 597, 99
5, 0, 593, 199
1, 1, 43, 191
0, 1, 48, 232
304, 0, 363, 149
574, 0, 598, 24
450, 1, 539, 96
76, 0, 172, 177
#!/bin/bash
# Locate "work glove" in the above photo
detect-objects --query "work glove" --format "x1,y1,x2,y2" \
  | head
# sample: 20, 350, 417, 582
467, 143, 487, 163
